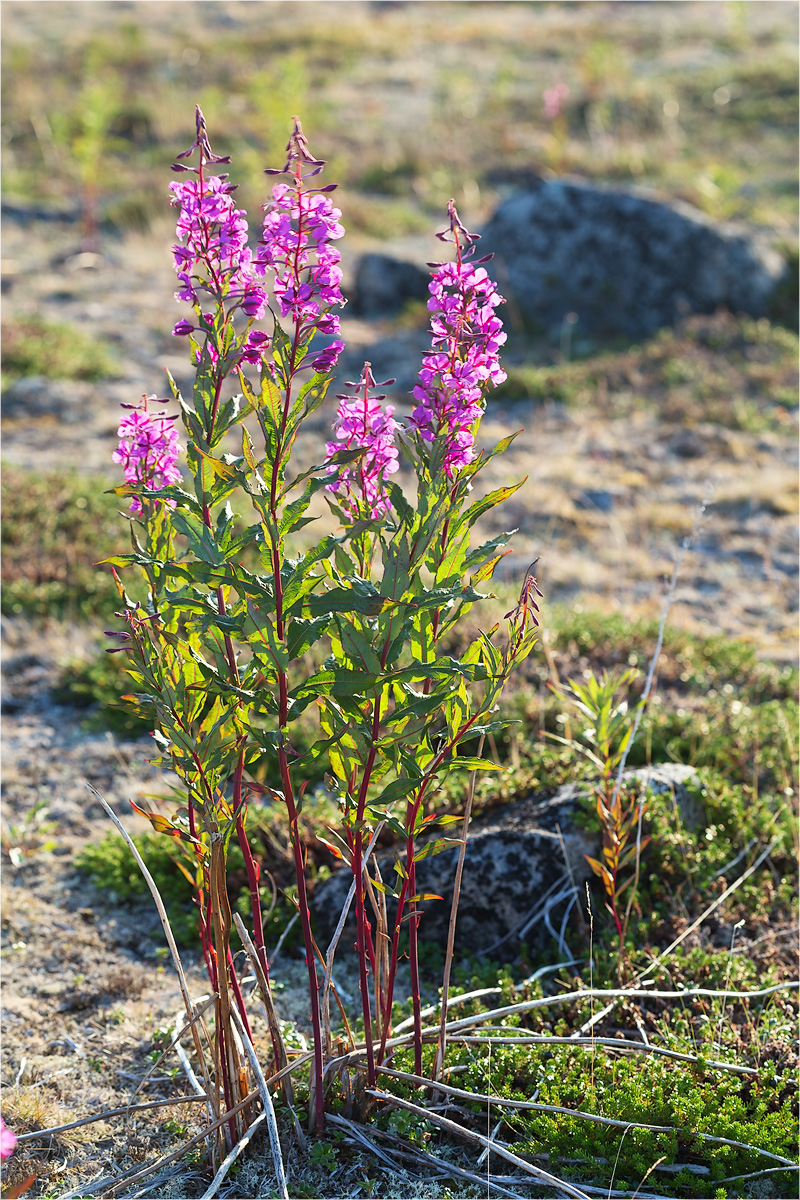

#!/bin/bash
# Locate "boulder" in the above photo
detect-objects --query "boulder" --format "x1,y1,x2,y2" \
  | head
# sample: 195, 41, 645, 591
312, 763, 699, 956
479, 180, 787, 339
351, 252, 430, 317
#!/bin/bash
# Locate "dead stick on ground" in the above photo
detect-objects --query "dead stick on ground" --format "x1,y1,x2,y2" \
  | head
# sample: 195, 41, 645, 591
198, 1113, 267, 1200
65, 1090, 260, 1199
327, 1113, 527, 1199
17, 1095, 209, 1142
368, 1089, 591, 1199
87, 787, 217, 1123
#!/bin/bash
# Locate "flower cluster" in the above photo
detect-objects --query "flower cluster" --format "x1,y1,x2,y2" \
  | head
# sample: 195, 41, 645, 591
408, 201, 506, 475
326, 364, 400, 519
255, 118, 345, 370
543, 81, 570, 120
169, 108, 269, 370
170, 174, 265, 318
113, 398, 182, 514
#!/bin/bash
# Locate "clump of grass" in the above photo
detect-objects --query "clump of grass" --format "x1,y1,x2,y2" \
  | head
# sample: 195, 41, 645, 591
494, 313, 798, 433
75, 827, 302, 953
51, 650, 154, 738
1, 466, 135, 621
1, 317, 115, 385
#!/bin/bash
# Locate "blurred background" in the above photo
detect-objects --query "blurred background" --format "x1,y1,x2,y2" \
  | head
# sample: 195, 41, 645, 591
2, 0, 798, 668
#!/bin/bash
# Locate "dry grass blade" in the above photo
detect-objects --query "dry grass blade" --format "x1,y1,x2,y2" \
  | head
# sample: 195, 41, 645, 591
368, 1088, 592, 1199
575, 838, 785, 1037
233, 911, 293, 1103
447, 1034, 757, 1074
228, 1000, 289, 1200
99, 1090, 260, 1198
321, 820, 384, 1053
16, 1094, 208, 1142
199, 1112, 266, 1200
645, 838, 780, 971
434, 734, 483, 1085
382, 1135, 529, 1198
86, 786, 217, 1122
370, 1065, 799, 1167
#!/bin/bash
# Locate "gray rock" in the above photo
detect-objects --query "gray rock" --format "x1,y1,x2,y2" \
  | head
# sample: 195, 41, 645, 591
312, 763, 700, 956
479, 180, 787, 339
351, 253, 431, 317
2, 375, 95, 423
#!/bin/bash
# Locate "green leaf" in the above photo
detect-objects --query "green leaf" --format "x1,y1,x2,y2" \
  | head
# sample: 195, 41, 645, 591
286, 616, 329, 660
412, 838, 460, 863
307, 585, 394, 618
371, 776, 421, 808
335, 615, 383, 676
291, 667, 382, 698
444, 756, 504, 773
171, 510, 223, 566
462, 479, 525, 528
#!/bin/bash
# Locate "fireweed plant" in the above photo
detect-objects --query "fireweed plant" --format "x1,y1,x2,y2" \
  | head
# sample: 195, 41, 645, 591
105, 108, 540, 1142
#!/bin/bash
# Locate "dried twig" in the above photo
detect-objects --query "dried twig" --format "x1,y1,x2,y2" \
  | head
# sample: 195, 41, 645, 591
617, 485, 712, 936
16, 1095, 208, 1142
198, 1113, 267, 1200
233, 911, 293, 1104
434, 735, 483, 1084
330, 1114, 528, 1199
101, 1090, 260, 1197
368, 1088, 591, 1199
321, 820, 384, 1053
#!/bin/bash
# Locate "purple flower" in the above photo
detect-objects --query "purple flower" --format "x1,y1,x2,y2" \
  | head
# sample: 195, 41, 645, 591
113, 396, 182, 514
239, 330, 271, 367
311, 338, 345, 373
326, 363, 399, 519
172, 318, 195, 337
0, 1116, 16, 1162
255, 120, 345, 347
407, 201, 506, 475
544, 81, 569, 120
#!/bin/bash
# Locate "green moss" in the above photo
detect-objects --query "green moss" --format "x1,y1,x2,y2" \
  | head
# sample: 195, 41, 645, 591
1, 465, 136, 621
1, 317, 115, 384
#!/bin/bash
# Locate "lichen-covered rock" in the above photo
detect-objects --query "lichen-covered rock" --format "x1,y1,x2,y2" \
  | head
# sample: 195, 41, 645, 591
479, 180, 787, 339
312, 763, 700, 956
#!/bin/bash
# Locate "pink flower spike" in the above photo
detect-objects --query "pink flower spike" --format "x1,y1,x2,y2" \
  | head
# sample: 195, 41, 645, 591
113, 396, 182, 514
0, 1116, 17, 1162
407, 200, 506, 476
325, 363, 399, 519
544, 81, 570, 120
